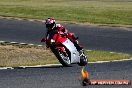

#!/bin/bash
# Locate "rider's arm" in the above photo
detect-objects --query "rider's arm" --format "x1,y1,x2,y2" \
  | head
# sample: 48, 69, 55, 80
61, 27, 68, 34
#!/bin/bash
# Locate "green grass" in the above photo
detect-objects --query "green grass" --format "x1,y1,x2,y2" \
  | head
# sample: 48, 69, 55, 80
0, 45, 131, 67
86, 50, 132, 62
0, 0, 132, 25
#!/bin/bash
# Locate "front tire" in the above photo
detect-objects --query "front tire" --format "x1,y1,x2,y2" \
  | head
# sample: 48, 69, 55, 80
78, 50, 88, 66
78, 56, 88, 66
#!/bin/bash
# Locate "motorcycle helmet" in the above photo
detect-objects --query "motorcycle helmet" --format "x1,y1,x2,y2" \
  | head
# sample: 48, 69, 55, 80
45, 17, 55, 30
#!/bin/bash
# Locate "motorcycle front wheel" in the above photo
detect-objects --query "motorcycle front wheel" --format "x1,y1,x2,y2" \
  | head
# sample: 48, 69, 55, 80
78, 51, 88, 66
78, 55, 88, 66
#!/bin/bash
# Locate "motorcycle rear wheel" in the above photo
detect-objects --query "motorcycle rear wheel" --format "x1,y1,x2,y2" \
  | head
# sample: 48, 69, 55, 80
56, 49, 71, 67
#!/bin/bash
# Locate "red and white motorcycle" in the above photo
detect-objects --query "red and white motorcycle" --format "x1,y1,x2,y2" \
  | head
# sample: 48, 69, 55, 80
41, 31, 88, 66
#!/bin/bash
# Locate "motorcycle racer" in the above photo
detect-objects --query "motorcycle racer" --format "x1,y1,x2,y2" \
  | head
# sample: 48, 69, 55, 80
41, 17, 83, 52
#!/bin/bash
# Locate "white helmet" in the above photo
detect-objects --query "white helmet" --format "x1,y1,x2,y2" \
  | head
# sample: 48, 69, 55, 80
45, 17, 56, 30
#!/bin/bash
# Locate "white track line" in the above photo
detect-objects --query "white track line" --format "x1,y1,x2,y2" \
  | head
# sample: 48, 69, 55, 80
0, 67, 14, 70
0, 41, 43, 47
0, 41, 5, 43
0, 64, 62, 70
28, 19, 34, 22
110, 52, 115, 53
0, 58, 132, 70
10, 42, 19, 44
28, 44, 34, 46
89, 58, 132, 64
20, 43, 27, 45
86, 50, 92, 51
18, 64, 62, 68
37, 45, 43, 47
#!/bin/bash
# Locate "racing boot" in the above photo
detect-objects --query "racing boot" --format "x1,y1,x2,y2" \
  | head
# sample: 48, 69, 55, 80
73, 41, 86, 57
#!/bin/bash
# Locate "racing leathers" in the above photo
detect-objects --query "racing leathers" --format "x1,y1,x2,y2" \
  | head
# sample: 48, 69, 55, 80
41, 24, 83, 51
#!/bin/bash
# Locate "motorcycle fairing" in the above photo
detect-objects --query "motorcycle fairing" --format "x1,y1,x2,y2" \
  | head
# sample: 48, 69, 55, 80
62, 39, 80, 63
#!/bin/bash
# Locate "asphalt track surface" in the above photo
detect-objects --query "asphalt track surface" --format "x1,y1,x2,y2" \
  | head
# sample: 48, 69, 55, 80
0, 18, 132, 88
0, 60, 132, 88
0, 18, 132, 53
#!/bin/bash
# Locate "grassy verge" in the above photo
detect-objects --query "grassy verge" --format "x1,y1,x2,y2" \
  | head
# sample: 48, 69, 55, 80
0, 0, 132, 25
0, 45, 131, 67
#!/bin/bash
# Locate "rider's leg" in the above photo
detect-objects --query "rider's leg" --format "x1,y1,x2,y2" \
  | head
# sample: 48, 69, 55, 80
73, 40, 83, 51
67, 32, 83, 51
67, 32, 86, 58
